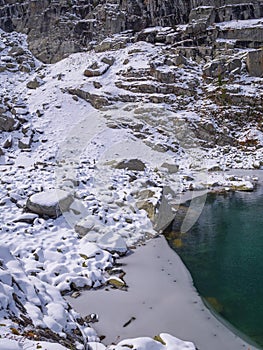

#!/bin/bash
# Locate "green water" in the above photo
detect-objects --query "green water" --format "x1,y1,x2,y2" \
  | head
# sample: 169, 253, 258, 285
167, 186, 263, 348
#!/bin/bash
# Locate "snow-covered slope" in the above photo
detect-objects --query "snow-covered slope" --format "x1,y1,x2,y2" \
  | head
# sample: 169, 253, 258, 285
0, 19, 262, 350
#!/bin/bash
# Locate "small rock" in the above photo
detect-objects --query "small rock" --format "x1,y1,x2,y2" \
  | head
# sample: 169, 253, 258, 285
8, 45, 25, 57
13, 213, 39, 224
2, 136, 12, 149
161, 162, 179, 174
115, 159, 146, 171
84, 62, 110, 77
0, 115, 16, 131
71, 291, 81, 298
123, 316, 136, 328
36, 109, 44, 117
97, 232, 128, 255
208, 165, 223, 172
84, 313, 99, 323
27, 77, 45, 89
203, 59, 226, 78
136, 198, 156, 221
107, 277, 126, 289
18, 137, 31, 149
75, 217, 95, 237
93, 81, 102, 89
22, 123, 31, 135
101, 56, 115, 66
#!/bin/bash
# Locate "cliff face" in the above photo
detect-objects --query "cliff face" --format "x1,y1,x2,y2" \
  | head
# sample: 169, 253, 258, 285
0, 0, 263, 62
0, 0, 191, 62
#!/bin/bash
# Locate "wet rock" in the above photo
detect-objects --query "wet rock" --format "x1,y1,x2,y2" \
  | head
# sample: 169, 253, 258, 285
84, 313, 98, 323
107, 276, 126, 289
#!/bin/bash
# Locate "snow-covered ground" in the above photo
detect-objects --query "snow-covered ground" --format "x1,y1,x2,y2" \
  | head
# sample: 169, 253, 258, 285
0, 27, 262, 350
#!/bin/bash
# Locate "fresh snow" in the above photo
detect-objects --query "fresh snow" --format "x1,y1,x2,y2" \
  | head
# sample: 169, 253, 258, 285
0, 25, 262, 350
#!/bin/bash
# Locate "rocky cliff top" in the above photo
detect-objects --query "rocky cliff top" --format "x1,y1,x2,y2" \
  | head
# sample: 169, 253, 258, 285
0, 0, 263, 62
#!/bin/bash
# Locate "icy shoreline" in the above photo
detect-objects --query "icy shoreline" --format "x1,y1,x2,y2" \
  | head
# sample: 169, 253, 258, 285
67, 170, 263, 350
67, 236, 260, 350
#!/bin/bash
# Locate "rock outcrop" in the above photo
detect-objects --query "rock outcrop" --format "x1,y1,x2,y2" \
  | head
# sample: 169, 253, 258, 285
0, 0, 191, 63
2, 0, 262, 63
246, 49, 263, 77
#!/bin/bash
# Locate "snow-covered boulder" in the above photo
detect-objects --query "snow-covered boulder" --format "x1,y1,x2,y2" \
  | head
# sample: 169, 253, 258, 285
97, 232, 128, 256
18, 136, 31, 149
84, 61, 110, 77
0, 339, 22, 350
26, 189, 73, 218
228, 180, 254, 192
13, 212, 39, 223
74, 216, 95, 237
92, 333, 196, 350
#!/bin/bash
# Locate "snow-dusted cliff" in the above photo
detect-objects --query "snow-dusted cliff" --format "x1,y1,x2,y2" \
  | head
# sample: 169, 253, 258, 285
0, 1, 262, 349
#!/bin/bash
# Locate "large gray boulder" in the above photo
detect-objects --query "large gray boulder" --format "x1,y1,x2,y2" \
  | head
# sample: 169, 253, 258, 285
26, 189, 73, 218
115, 159, 146, 172
246, 49, 263, 77
136, 186, 176, 232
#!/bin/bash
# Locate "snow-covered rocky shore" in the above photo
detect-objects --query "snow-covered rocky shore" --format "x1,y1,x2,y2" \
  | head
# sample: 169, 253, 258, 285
68, 233, 261, 350
0, 27, 262, 350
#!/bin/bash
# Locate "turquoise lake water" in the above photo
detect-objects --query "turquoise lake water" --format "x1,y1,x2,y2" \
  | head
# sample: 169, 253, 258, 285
167, 185, 263, 348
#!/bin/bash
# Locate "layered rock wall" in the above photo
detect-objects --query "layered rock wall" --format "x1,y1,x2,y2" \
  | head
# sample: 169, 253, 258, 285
0, 0, 263, 62
0, 0, 191, 62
